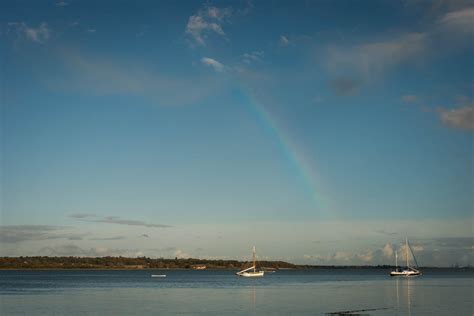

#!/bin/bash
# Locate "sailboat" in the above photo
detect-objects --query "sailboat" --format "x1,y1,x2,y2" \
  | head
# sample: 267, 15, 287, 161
390, 238, 422, 277
236, 246, 265, 277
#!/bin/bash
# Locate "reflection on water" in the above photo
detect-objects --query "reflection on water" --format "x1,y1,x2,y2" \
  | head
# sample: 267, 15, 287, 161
252, 287, 256, 311
407, 278, 411, 316
395, 277, 414, 316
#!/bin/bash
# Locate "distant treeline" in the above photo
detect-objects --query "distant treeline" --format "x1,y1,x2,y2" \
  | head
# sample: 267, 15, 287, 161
0, 257, 471, 270
0, 256, 297, 270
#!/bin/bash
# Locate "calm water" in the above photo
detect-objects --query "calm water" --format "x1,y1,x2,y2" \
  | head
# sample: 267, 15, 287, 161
0, 269, 472, 315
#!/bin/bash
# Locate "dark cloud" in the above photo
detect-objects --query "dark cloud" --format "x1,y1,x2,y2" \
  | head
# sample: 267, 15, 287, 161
89, 236, 126, 241
374, 229, 398, 236
86, 216, 171, 228
67, 236, 83, 241
71, 215, 171, 228
141, 234, 149, 238
0, 225, 83, 243
38, 244, 145, 257
69, 213, 96, 219
329, 77, 360, 96
423, 237, 473, 249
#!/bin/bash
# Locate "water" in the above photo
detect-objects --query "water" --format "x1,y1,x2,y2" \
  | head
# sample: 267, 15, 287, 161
0, 269, 472, 315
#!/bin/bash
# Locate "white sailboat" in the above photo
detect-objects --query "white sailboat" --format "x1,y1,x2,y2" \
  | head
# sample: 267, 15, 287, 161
390, 238, 422, 277
236, 246, 265, 278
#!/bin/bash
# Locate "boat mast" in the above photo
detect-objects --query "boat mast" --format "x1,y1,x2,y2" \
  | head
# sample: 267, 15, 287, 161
395, 251, 398, 267
253, 246, 256, 272
405, 237, 409, 268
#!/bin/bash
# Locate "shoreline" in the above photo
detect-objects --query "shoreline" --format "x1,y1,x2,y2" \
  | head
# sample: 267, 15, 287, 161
0, 266, 471, 271
1, 256, 471, 270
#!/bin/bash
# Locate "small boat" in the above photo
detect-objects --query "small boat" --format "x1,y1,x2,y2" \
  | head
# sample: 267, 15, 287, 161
151, 274, 167, 278
236, 246, 265, 278
390, 238, 422, 277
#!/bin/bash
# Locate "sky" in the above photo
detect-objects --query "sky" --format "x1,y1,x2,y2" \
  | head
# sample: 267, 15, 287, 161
0, 0, 473, 266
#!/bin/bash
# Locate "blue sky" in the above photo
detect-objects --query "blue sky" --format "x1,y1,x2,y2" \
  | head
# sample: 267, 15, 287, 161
1, 0, 473, 266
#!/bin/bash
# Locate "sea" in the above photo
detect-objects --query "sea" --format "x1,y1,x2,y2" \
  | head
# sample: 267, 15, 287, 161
0, 268, 472, 315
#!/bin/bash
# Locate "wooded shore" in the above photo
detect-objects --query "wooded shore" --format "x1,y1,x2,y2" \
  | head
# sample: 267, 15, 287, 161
1, 257, 468, 270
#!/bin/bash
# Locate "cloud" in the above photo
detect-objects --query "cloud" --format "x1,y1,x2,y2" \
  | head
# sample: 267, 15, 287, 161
89, 236, 126, 241
44, 49, 222, 106
382, 243, 394, 259
303, 242, 424, 266
279, 35, 290, 46
72, 215, 171, 228
322, 7, 472, 90
329, 77, 361, 96
0, 225, 83, 243
201, 57, 225, 72
304, 250, 374, 264
56, 1, 69, 6
67, 236, 83, 241
241, 51, 264, 64
437, 105, 474, 130
185, 5, 232, 46
428, 237, 474, 249
69, 213, 96, 219
438, 7, 474, 33
8, 22, 51, 43
38, 244, 145, 257
174, 249, 190, 259
374, 229, 398, 236
326, 32, 428, 80
93, 216, 171, 228
402, 95, 419, 103
141, 234, 149, 238
206, 6, 233, 20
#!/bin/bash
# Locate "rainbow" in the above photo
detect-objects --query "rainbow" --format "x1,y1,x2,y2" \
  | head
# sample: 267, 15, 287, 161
239, 89, 335, 217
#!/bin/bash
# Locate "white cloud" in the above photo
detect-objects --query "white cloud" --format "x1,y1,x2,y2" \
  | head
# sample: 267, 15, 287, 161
9, 22, 51, 43
303, 250, 374, 265
206, 6, 232, 20
279, 35, 290, 46
303, 241, 429, 266
325, 32, 428, 83
438, 105, 474, 130
323, 7, 472, 86
43, 49, 223, 106
174, 249, 190, 259
357, 250, 374, 263
412, 245, 424, 252
241, 51, 264, 64
438, 7, 474, 33
185, 6, 232, 46
382, 243, 394, 259
201, 57, 225, 72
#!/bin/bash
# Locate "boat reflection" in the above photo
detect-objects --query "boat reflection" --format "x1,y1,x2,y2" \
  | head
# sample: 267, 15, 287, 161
395, 277, 413, 315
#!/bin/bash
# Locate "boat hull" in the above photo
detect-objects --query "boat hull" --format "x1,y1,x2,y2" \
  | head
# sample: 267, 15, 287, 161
237, 271, 265, 277
390, 270, 421, 277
